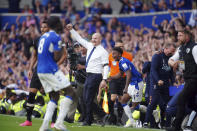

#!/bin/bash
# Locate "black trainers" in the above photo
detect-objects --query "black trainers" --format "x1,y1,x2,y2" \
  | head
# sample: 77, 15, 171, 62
96, 119, 105, 127
116, 119, 123, 126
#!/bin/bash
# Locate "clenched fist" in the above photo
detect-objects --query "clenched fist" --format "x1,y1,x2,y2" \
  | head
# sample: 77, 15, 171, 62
66, 24, 73, 30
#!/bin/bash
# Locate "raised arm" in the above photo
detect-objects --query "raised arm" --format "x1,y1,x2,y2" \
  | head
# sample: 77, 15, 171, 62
152, 16, 159, 28
66, 24, 92, 49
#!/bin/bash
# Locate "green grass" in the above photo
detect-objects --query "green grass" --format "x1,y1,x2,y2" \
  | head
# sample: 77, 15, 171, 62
0, 114, 163, 131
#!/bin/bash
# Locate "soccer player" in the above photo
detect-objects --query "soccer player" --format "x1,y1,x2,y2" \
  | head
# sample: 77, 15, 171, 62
108, 41, 133, 125
20, 20, 50, 126
37, 16, 75, 131
108, 47, 144, 127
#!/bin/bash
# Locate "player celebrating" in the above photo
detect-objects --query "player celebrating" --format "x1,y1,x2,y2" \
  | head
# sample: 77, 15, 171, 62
37, 16, 75, 131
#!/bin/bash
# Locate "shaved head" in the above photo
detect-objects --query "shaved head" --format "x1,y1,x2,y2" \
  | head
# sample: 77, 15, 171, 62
93, 33, 102, 38
92, 33, 102, 46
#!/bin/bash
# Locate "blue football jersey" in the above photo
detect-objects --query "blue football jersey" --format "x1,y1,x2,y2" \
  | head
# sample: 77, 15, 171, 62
37, 31, 62, 73
119, 57, 142, 85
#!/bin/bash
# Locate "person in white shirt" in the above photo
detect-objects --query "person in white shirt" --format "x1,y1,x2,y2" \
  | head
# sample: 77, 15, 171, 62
66, 24, 109, 126
167, 29, 197, 131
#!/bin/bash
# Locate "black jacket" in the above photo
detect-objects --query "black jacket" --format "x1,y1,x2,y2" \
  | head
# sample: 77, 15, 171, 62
179, 41, 197, 80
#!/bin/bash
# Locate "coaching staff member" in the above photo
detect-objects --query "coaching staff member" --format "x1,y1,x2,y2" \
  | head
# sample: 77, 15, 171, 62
167, 30, 197, 131
66, 24, 109, 126
144, 43, 176, 128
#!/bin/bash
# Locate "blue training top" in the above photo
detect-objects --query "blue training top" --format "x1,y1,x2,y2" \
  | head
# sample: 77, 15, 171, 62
37, 30, 62, 74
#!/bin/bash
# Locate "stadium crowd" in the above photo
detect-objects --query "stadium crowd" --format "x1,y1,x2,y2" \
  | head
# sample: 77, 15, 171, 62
1, 0, 197, 131
7, 0, 195, 14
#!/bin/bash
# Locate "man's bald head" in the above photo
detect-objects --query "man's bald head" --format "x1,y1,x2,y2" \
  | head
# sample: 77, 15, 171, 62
91, 33, 102, 46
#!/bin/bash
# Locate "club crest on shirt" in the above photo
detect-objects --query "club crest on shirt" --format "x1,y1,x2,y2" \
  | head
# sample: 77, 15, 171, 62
162, 64, 171, 71
122, 63, 128, 69
186, 48, 190, 53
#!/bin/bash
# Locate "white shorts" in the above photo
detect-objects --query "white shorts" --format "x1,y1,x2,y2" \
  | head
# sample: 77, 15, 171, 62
127, 81, 144, 103
38, 70, 71, 93
0, 89, 3, 94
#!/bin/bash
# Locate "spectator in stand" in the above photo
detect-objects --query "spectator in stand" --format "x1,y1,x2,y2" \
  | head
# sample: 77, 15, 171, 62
8, 0, 21, 13
9, 24, 17, 38
25, 15, 36, 28
107, 17, 121, 33
22, 4, 33, 14
152, 16, 169, 34
83, 0, 95, 14
95, 20, 106, 35
156, 0, 168, 12
19, 30, 32, 60
142, 3, 150, 13
119, 0, 131, 14
131, 0, 143, 13
103, 2, 112, 14
165, 0, 175, 10
61, 0, 76, 14
90, 1, 103, 15
41, 0, 51, 11
175, 0, 193, 10
101, 32, 115, 52
71, 13, 89, 29
33, 0, 43, 13
95, 13, 106, 26
48, 0, 61, 13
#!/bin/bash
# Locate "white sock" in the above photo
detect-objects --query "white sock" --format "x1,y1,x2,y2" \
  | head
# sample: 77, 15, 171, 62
41, 101, 57, 129
55, 97, 73, 124
123, 104, 134, 122
139, 105, 147, 113
139, 105, 158, 116
187, 111, 196, 126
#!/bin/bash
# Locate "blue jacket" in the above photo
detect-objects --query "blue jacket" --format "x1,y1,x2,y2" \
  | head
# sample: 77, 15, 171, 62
142, 61, 151, 97
150, 52, 175, 87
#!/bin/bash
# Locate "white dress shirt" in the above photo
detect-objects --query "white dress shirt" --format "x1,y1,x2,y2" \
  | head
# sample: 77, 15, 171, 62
170, 45, 197, 64
70, 29, 109, 75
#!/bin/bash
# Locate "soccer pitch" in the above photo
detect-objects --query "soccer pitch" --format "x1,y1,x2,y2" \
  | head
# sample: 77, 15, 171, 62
0, 114, 163, 131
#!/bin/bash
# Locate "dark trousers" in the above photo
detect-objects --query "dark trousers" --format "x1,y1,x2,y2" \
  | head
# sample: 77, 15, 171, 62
83, 73, 102, 124
166, 91, 181, 127
174, 79, 197, 130
145, 84, 170, 127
